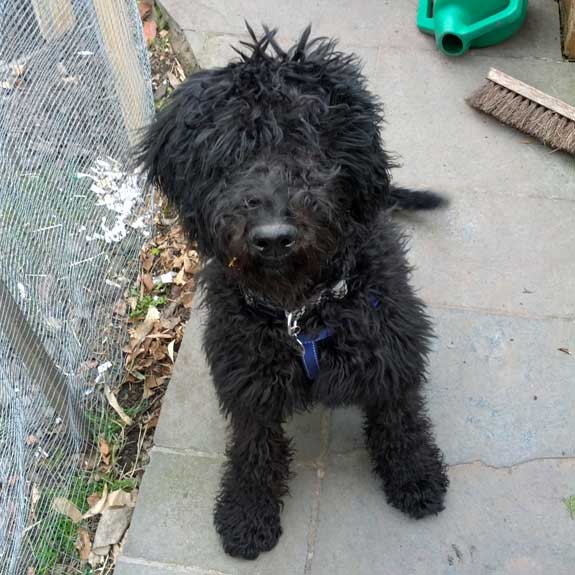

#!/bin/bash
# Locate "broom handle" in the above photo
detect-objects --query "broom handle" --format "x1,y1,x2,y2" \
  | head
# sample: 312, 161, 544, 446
488, 68, 575, 123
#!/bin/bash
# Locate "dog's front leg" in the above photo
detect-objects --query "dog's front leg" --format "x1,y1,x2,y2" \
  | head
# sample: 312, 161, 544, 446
214, 413, 292, 559
363, 389, 448, 519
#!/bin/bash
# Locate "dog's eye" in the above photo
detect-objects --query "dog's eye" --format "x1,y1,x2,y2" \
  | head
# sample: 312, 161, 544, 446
244, 198, 261, 209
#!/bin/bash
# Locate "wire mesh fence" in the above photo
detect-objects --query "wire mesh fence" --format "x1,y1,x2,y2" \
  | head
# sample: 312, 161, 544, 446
0, 0, 153, 572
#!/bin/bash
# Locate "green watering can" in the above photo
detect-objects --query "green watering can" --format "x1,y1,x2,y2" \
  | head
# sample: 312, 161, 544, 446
417, 0, 529, 57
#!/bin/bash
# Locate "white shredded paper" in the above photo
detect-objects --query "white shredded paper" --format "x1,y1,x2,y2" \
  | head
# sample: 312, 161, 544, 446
17, 282, 27, 301
154, 272, 174, 285
97, 361, 112, 374
95, 361, 113, 383
78, 158, 149, 244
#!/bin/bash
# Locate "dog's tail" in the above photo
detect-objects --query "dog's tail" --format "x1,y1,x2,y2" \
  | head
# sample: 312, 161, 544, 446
387, 186, 448, 211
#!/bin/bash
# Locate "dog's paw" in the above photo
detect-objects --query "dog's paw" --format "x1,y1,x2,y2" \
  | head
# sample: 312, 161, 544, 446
384, 466, 449, 519
214, 490, 282, 560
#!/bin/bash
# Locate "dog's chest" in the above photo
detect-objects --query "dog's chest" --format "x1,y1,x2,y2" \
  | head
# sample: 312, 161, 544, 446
269, 303, 385, 391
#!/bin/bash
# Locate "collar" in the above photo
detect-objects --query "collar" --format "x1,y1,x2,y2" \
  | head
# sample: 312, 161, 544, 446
242, 278, 348, 325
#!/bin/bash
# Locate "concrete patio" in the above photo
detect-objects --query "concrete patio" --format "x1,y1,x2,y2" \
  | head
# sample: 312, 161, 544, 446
116, 1, 575, 573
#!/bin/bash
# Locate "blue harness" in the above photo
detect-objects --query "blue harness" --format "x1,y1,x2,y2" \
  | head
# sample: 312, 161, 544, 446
286, 294, 381, 380
244, 281, 381, 381
296, 328, 334, 380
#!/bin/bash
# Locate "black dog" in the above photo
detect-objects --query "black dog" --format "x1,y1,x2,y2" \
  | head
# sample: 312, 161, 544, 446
140, 25, 448, 560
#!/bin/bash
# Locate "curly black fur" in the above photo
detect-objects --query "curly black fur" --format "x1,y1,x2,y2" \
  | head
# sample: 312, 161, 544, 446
140, 25, 448, 560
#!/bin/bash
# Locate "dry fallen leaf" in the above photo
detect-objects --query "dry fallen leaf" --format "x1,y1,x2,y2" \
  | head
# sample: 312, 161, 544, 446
174, 267, 186, 286
143, 374, 166, 398
141, 273, 154, 292
76, 528, 92, 562
83, 484, 108, 520
113, 299, 127, 317
167, 340, 175, 363
26, 435, 38, 446
142, 251, 154, 272
92, 507, 134, 555
153, 375, 165, 389
104, 384, 133, 426
151, 345, 167, 363
99, 437, 111, 465
127, 296, 139, 314
52, 497, 83, 523
111, 539, 125, 561
107, 489, 135, 509
138, 2, 152, 20
147, 332, 173, 340
129, 306, 160, 352
175, 60, 186, 81
181, 291, 194, 308
154, 82, 168, 101
182, 253, 194, 273
167, 71, 181, 88
143, 19, 157, 46
30, 483, 41, 521
142, 379, 153, 399
146, 413, 160, 429
172, 254, 185, 269
87, 492, 101, 509
160, 316, 181, 331
88, 551, 104, 568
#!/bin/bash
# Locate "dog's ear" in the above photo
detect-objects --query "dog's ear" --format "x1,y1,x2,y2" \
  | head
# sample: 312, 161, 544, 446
331, 104, 392, 223
137, 69, 226, 252
343, 135, 393, 223
319, 67, 392, 223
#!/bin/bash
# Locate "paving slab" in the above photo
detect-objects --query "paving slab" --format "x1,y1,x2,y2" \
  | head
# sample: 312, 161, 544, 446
403, 188, 575, 317
331, 307, 575, 466
153, 303, 227, 455
121, 449, 318, 574
311, 452, 575, 575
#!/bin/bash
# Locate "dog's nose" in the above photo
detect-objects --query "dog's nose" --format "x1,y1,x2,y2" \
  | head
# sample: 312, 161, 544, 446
250, 223, 297, 257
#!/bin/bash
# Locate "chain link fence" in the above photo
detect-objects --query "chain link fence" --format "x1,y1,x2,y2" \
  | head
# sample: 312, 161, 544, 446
0, 0, 153, 572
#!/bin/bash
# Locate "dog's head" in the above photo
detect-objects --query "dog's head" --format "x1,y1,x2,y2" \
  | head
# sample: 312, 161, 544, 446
140, 26, 391, 306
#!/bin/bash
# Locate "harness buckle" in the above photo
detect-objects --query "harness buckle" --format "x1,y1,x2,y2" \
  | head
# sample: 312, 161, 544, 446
286, 311, 305, 354
286, 311, 301, 337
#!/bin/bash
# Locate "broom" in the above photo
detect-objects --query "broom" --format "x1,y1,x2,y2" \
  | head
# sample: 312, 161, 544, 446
467, 68, 575, 155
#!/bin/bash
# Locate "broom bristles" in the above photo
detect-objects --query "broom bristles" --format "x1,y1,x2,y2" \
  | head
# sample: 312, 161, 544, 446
467, 79, 575, 155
